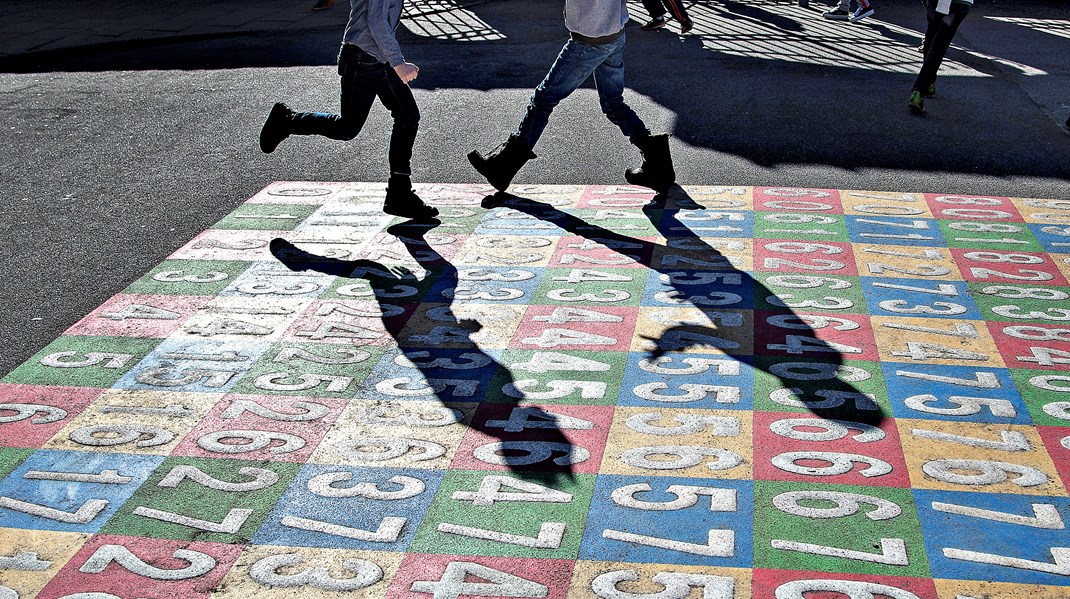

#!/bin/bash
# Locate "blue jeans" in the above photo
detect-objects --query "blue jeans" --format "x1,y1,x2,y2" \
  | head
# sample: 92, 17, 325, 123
290, 44, 420, 175
515, 32, 650, 149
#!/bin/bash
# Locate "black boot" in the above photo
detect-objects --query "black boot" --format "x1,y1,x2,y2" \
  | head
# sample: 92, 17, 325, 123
384, 175, 439, 220
467, 136, 536, 192
625, 133, 676, 192
259, 102, 294, 154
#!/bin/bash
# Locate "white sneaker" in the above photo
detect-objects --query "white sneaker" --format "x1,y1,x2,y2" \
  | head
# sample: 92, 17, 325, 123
850, 6, 875, 22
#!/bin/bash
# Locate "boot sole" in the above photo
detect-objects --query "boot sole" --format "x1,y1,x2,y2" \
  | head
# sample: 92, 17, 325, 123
467, 150, 509, 192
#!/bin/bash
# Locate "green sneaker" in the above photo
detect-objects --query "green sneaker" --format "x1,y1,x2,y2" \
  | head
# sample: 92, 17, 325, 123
908, 90, 925, 114
922, 83, 936, 98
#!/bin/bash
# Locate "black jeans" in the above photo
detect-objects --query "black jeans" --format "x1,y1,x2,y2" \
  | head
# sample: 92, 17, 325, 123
290, 44, 420, 175
913, 0, 970, 92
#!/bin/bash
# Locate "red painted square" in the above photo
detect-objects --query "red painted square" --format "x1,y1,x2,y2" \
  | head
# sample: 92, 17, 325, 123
169, 229, 285, 261
36, 534, 241, 599
547, 235, 654, 269
451, 403, 613, 474
387, 553, 575, 599
752, 569, 937, 599
1038, 426, 1070, 489
281, 299, 408, 346
924, 193, 1024, 222
171, 393, 346, 462
754, 240, 858, 276
754, 312, 878, 362
753, 412, 911, 487
950, 248, 1068, 286
754, 187, 843, 213
0, 384, 103, 448
64, 294, 212, 338
511, 305, 639, 352
987, 321, 1070, 372
576, 185, 656, 209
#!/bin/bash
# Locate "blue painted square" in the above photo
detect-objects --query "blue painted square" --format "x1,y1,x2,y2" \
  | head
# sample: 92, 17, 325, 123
253, 464, 444, 551
619, 351, 754, 410
882, 363, 1031, 424
656, 209, 753, 238
846, 215, 946, 246
474, 208, 565, 236
1028, 222, 1070, 253
112, 338, 272, 393
429, 266, 545, 305
580, 475, 753, 566
218, 261, 333, 299
0, 449, 163, 533
641, 269, 754, 309
860, 277, 981, 320
913, 489, 1070, 586
356, 348, 504, 403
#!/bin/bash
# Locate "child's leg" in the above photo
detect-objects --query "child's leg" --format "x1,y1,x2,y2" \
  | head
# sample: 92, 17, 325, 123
515, 39, 606, 150
290, 47, 381, 141
592, 35, 650, 141
377, 69, 421, 177
913, 1, 970, 92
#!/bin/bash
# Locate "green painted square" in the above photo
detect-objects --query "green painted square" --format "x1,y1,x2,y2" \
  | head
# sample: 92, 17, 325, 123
937, 220, 1043, 252
229, 342, 385, 398
0, 447, 33, 480
533, 268, 645, 307
486, 350, 628, 406
101, 456, 299, 544
1010, 367, 1070, 427
754, 273, 866, 313
409, 470, 595, 559
212, 203, 318, 230
754, 213, 850, 242
571, 209, 660, 237
752, 357, 888, 416
2, 336, 160, 387
753, 480, 930, 578
968, 282, 1070, 324
124, 259, 252, 295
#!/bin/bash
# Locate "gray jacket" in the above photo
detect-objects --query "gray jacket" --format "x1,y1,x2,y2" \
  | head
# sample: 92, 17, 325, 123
564, 0, 629, 38
342, 0, 406, 67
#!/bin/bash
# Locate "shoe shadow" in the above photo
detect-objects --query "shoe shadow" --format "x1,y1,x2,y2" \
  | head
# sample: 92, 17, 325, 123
270, 220, 579, 487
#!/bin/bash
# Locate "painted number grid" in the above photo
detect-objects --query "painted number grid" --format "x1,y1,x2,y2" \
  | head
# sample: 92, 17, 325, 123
1, 182, 1069, 598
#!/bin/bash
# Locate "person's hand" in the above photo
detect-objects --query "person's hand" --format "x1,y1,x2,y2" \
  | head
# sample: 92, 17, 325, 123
394, 62, 419, 83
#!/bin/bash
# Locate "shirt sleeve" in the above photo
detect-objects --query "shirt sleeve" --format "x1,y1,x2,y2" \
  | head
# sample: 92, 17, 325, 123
367, 0, 406, 67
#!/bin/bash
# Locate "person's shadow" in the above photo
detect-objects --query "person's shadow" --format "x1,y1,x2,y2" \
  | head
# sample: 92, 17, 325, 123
270, 220, 578, 486
481, 186, 886, 427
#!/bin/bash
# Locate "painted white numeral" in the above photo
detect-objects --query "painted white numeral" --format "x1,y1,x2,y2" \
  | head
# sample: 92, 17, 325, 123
197, 430, 305, 454
603, 529, 734, 557
157, 465, 279, 492
621, 446, 741, 471
221, 399, 329, 421
772, 452, 892, 478
249, 552, 383, 591
132, 506, 252, 533
626, 413, 739, 436
438, 521, 565, 549
308, 473, 425, 500
70, 424, 174, 448
0, 497, 108, 524
769, 418, 884, 443
771, 538, 908, 565
24, 469, 130, 484
943, 546, 1070, 576
0, 403, 67, 424
775, 579, 921, 599
410, 561, 548, 599
932, 501, 1064, 529
335, 438, 446, 463
80, 544, 216, 580
452, 475, 572, 506
281, 516, 406, 542
611, 484, 736, 512
773, 490, 901, 521
591, 570, 734, 599
474, 442, 589, 466
904, 394, 1016, 417
911, 428, 1029, 451
922, 459, 1047, 487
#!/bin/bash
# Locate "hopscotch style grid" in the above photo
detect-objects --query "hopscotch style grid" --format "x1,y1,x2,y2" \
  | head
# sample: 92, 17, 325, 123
1, 182, 1069, 598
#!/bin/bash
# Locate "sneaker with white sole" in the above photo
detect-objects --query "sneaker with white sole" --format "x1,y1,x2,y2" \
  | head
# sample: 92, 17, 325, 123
822, 8, 850, 20
850, 6, 875, 22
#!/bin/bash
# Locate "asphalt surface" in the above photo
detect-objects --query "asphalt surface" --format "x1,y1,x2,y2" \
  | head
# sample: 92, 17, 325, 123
0, 0, 1069, 378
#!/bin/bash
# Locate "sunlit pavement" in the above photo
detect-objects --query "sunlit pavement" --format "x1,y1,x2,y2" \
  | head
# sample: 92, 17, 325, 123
1, 182, 1069, 598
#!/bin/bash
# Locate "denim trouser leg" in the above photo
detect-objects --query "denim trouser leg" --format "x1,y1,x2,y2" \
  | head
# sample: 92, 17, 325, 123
594, 34, 650, 141
376, 69, 421, 175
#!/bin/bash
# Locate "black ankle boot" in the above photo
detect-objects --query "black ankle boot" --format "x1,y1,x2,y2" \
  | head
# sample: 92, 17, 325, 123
259, 102, 294, 154
384, 176, 439, 220
467, 136, 536, 192
625, 133, 676, 192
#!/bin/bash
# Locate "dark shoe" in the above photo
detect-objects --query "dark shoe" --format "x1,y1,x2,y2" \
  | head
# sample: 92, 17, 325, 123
822, 8, 850, 20
311, 0, 333, 10
260, 102, 293, 154
908, 90, 925, 114
467, 136, 536, 192
642, 15, 669, 30
384, 177, 439, 220
922, 83, 936, 98
625, 134, 676, 192
680, 18, 694, 34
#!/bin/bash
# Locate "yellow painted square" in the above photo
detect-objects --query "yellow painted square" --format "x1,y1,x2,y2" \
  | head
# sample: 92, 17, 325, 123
898, 419, 1066, 496
1008, 196, 1070, 225
651, 238, 752, 272
632, 307, 753, 356
212, 545, 403, 598
399, 302, 524, 350
569, 561, 751, 599
43, 390, 220, 455
599, 407, 752, 479
1052, 253, 1070, 285
676, 185, 753, 212
870, 316, 1004, 367
0, 528, 89, 598
174, 297, 313, 342
934, 578, 1070, 599
453, 235, 559, 268
852, 243, 963, 280
840, 190, 933, 218
309, 399, 476, 469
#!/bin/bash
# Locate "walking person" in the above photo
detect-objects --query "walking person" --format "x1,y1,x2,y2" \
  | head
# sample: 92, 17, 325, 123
822, 0, 875, 23
259, 0, 439, 219
639, 0, 694, 34
468, 0, 676, 193
908, 0, 972, 114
